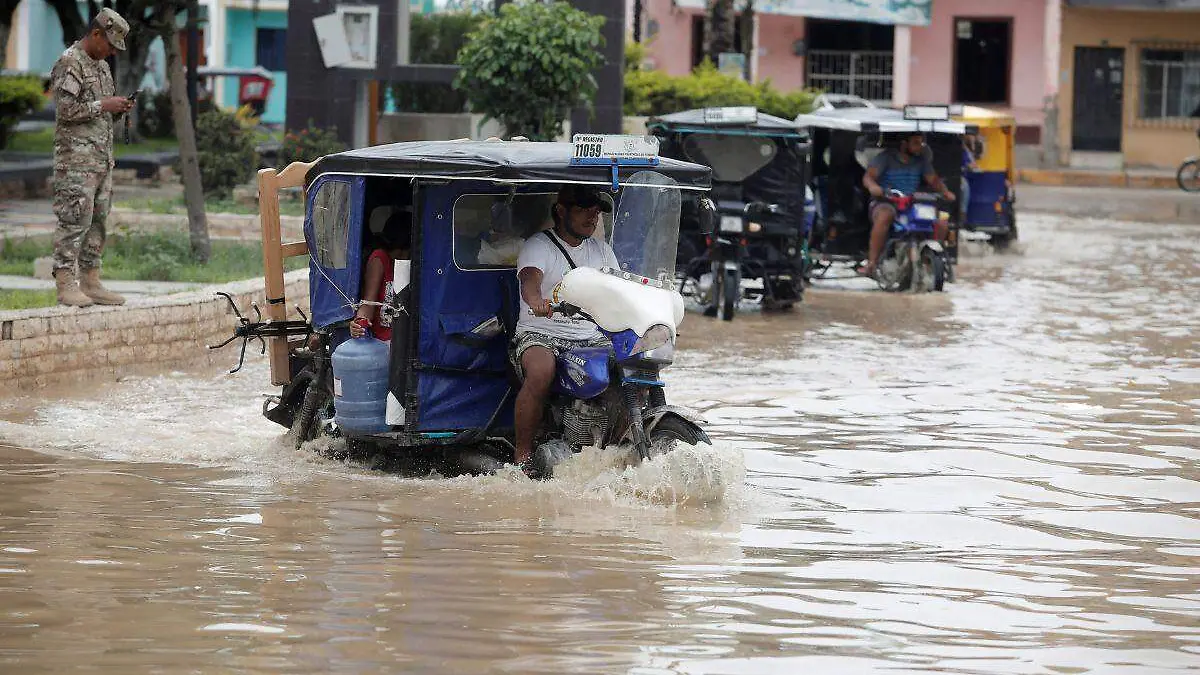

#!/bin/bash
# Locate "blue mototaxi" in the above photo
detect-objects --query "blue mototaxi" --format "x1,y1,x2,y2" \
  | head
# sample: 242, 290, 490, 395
647, 107, 813, 318
226, 139, 715, 475
793, 106, 976, 274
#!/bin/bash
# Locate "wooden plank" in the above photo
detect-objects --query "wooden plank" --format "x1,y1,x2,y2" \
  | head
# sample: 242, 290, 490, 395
276, 160, 315, 189
280, 241, 309, 258
257, 166, 291, 386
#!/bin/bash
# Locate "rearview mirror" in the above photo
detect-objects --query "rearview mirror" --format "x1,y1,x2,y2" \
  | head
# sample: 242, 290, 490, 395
697, 197, 716, 234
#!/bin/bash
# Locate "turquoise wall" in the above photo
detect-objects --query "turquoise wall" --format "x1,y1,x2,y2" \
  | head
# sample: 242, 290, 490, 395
223, 8, 288, 125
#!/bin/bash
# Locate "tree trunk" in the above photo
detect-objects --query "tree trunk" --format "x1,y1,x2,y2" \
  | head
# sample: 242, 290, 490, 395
704, 0, 736, 66
164, 24, 210, 263
741, 1, 755, 82
45, 0, 87, 46
0, 22, 9, 70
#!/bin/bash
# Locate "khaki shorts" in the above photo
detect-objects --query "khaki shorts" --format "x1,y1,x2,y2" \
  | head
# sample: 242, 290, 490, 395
510, 331, 610, 379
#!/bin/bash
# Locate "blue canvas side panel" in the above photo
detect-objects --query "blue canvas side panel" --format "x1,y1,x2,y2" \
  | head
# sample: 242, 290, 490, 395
415, 183, 517, 431
308, 176, 365, 328
965, 171, 1007, 227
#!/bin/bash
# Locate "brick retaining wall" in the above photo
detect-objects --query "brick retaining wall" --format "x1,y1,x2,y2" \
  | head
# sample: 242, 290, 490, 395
0, 270, 309, 388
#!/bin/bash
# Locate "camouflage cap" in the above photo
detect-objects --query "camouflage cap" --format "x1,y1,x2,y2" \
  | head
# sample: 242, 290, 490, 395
97, 8, 129, 51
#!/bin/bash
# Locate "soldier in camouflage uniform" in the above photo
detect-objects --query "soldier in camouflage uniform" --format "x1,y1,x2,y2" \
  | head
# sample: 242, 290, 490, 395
50, 8, 133, 307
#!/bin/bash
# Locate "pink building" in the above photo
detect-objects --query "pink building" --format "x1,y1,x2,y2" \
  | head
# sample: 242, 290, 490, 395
630, 0, 1057, 142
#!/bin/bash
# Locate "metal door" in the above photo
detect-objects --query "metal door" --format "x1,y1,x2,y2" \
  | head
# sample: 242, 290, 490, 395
1072, 47, 1125, 152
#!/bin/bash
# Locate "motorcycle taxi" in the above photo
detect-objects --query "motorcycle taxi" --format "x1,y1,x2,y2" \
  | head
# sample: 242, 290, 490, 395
212, 137, 716, 477
795, 105, 974, 292
647, 106, 813, 320
953, 105, 1019, 249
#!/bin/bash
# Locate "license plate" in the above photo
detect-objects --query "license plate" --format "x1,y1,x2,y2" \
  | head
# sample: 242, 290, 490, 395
719, 215, 744, 233
571, 134, 659, 163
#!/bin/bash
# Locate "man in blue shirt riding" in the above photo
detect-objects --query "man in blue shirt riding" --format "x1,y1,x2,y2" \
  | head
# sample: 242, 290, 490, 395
859, 132, 955, 277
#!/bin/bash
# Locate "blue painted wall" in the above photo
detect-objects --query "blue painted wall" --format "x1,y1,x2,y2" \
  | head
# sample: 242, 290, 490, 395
223, 8, 288, 125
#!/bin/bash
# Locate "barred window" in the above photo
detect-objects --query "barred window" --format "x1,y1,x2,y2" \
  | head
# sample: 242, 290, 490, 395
1140, 48, 1200, 120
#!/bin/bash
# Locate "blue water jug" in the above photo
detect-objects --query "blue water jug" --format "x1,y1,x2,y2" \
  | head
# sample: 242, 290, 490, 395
332, 337, 391, 434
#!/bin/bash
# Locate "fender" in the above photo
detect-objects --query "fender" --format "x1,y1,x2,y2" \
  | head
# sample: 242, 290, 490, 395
636, 404, 712, 446
919, 240, 944, 254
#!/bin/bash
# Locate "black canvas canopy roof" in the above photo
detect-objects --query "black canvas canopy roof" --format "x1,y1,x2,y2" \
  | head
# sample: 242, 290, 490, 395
306, 140, 712, 190
648, 108, 801, 135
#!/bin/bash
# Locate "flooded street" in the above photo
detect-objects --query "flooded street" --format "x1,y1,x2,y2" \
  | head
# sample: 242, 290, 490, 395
1, 213, 1197, 674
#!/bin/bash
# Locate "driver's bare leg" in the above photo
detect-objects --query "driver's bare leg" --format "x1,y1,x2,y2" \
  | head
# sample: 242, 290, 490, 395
934, 219, 949, 243
865, 205, 895, 273
514, 345, 556, 465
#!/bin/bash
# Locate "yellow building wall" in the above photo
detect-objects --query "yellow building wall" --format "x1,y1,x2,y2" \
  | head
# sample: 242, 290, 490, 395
1057, 7, 1200, 169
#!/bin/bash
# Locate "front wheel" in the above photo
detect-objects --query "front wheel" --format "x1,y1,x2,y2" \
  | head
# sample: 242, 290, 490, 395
920, 248, 946, 292
646, 414, 704, 460
1178, 159, 1200, 192
716, 268, 738, 321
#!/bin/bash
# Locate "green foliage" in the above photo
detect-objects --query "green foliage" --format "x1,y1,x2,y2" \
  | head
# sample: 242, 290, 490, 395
389, 11, 487, 113
455, 1, 606, 141
6, 126, 180, 156
0, 289, 58, 310
625, 61, 819, 120
0, 75, 47, 149
625, 37, 649, 73
196, 109, 258, 198
136, 89, 175, 139
0, 233, 305, 285
279, 122, 346, 167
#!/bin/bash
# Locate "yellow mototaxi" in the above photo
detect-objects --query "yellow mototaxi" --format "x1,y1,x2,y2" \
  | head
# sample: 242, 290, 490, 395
954, 105, 1018, 248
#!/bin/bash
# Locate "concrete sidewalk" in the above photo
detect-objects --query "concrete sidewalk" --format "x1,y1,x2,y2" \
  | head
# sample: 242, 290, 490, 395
1017, 184, 1199, 224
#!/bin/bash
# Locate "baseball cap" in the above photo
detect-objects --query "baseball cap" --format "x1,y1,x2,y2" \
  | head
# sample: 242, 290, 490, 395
556, 185, 613, 213
97, 8, 129, 51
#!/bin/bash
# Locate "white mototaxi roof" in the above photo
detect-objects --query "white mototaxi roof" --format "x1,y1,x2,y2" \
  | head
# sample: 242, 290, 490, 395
794, 107, 974, 135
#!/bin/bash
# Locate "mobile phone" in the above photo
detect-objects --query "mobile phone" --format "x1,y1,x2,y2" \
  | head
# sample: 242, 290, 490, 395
126, 89, 142, 101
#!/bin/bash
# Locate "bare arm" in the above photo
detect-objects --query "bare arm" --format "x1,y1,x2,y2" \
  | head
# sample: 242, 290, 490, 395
863, 166, 884, 198
924, 171, 955, 201
350, 255, 385, 337
518, 266, 551, 317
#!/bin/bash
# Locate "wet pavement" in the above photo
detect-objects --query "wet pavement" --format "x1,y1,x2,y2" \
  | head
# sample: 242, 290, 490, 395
0, 213, 1197, 674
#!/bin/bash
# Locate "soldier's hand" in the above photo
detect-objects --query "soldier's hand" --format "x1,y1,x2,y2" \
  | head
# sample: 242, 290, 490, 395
100, 96, 134, 114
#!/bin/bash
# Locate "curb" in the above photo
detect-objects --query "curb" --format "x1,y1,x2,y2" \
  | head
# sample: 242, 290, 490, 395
1017, 168, 1178, 190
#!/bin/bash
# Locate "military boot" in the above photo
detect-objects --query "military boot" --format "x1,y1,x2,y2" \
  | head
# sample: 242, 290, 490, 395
54, 268, 94, 308
79, 267, 125, 305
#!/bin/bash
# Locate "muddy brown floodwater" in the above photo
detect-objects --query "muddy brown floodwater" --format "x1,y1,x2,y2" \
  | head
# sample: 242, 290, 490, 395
1, 213, 1197, 674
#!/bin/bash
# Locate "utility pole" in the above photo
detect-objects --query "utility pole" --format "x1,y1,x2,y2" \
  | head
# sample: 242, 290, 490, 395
633, 0, 642, 43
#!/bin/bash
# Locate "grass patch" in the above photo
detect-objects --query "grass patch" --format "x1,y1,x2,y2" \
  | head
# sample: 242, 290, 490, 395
0, 232, 307, 283
6, 126, 180, 157
114, 195, 306, 218
0, 289, 57, 310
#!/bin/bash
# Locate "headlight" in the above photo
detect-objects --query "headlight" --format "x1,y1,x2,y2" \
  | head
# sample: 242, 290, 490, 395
630, 324, 673, 355
719, 215, 744, 233
914, 204, 937, 221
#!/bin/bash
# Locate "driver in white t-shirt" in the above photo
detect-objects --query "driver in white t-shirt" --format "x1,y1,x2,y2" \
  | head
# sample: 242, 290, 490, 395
511, 184, 620, 475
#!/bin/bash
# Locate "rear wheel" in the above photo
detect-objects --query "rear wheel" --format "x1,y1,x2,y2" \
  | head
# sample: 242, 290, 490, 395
1178, 160, 1200, 192
290, 370, 331, 450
